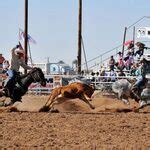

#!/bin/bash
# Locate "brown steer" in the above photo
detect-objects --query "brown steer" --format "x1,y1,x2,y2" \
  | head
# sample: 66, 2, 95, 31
40, 82, 95, 112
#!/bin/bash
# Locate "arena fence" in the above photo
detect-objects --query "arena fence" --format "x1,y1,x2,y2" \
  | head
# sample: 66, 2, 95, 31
0, 74, 136, 94
27, 75, 136, 95
0, 74, 136, 95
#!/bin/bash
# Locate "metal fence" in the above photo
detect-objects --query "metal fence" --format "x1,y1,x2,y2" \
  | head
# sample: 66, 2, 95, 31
27, 75, 136, 95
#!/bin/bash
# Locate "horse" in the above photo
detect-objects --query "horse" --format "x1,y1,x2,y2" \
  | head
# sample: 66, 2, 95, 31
0, 67, 46, 105
39, 82, 95, 112
112, 79, 132, 104
112, 78, 148, 107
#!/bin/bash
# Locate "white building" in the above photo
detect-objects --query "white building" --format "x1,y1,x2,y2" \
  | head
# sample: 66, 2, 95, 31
20, 62, 75, 75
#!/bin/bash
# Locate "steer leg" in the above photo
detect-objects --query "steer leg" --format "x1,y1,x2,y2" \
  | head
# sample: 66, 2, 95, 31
80, 94, 95, 109
39, 93, 59, 112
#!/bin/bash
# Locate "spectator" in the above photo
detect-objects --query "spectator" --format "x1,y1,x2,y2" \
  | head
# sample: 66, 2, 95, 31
100, 68, 108, 82
124, 52, 134, 70
130, 63, 139, 76
107, 69, 117, 82
2, 60, 9, 73
117, 51, 123, 60
108, 55, 115, 71
0, 54, 5, 69
118, 57, 125, 71
127, 41, 134, 56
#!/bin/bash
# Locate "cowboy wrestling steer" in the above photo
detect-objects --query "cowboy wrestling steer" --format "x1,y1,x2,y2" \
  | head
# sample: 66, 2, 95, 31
40, 82, 95, 112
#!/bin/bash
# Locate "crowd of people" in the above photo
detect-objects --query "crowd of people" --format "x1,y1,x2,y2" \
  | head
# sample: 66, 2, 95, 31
98, 41, 149, 82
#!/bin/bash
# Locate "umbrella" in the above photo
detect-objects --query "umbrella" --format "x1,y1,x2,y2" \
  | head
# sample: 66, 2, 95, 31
124, 40, 133, 46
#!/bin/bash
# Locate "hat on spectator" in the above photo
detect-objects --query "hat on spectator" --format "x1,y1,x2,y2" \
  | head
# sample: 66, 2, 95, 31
117, 51, 122, 55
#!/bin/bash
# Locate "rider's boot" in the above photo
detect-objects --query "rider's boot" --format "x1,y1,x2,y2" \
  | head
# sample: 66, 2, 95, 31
139, 100, 147, 108
0, 89, 6, 97
4, 101, 14, 107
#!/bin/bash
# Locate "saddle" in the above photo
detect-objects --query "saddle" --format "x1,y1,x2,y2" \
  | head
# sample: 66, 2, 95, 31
2, 71, 22, 97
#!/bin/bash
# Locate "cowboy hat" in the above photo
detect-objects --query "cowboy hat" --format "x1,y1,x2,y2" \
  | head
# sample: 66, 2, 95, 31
15, 42, 25, 55
15, 49, 25, 55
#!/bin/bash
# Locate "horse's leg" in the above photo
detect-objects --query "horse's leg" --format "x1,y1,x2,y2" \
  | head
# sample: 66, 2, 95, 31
130, 89, 140, 103
122, 95, 130, 105
80, 94, 95, 109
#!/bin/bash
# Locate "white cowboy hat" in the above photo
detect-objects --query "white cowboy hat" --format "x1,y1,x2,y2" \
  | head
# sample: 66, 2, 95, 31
15, 49, 25, 55
15, 42, 25, 55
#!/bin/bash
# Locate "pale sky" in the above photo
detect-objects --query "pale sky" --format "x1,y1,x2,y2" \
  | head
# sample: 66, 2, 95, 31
0, 0, 150, 68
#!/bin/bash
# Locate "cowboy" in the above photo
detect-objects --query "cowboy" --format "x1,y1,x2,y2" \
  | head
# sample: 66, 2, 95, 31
0, 43, 32, 97
131, 57, 148, 102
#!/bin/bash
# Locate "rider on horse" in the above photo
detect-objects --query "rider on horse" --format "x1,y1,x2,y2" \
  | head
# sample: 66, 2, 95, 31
131, 57, 148, 102
0, 43, 32, 98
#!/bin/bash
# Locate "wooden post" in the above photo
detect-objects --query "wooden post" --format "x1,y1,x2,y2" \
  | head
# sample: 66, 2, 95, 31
77, 0, 82, 74
24, 0, 28, 74
122, 27, 127, 58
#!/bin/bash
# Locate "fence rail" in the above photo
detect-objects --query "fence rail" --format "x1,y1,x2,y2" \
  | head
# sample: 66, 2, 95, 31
0, 74, 137, 95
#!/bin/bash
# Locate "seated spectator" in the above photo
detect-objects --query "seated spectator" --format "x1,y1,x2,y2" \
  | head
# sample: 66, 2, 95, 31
2, 60, 10, 73
108, 55, 115, 71
117, 57, 125, 71
124, 52, 134, 71
117, 51, 123, 60
130, 63, 139, 76
0, 54, 5, 69
100, 68, 108, 82
107, 69, 117, 82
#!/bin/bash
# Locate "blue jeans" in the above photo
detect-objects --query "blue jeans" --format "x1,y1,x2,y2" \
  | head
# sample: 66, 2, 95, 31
4, 70, 17, 96
134, 76, 145, 89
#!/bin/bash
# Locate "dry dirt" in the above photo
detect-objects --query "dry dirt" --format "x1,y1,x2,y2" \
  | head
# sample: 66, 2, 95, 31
0, 91, 150, 149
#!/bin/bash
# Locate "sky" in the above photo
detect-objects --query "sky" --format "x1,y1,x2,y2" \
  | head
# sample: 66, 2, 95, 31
0, 0, 150, 68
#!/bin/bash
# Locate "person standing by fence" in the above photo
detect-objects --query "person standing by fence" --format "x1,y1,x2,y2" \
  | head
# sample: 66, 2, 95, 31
108, 56, 115, 71
0, 53, 5, 69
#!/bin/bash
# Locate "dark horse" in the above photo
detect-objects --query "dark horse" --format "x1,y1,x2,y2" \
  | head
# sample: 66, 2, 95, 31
0, 67, 46, 104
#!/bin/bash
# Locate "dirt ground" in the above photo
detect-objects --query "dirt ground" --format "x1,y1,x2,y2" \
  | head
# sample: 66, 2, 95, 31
0, 91, 150, 149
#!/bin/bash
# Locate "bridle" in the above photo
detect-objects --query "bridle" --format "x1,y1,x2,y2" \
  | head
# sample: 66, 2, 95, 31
29, 68, 43, 83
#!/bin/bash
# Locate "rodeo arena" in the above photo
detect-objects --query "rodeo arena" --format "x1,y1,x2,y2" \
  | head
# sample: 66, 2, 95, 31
0, 2, 150, 149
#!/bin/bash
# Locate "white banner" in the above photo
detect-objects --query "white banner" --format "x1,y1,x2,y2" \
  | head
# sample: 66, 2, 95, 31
137, 27, 150, 38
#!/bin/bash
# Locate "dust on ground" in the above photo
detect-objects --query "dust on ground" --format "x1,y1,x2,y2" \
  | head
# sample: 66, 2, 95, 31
0, 91, 150, 149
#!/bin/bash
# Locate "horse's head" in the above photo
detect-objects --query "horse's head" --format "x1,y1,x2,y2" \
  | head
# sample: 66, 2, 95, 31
29, 67, 46, 86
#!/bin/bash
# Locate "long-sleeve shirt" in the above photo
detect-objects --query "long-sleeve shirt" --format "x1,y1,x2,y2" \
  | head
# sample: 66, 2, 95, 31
9, 47, 32, 72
